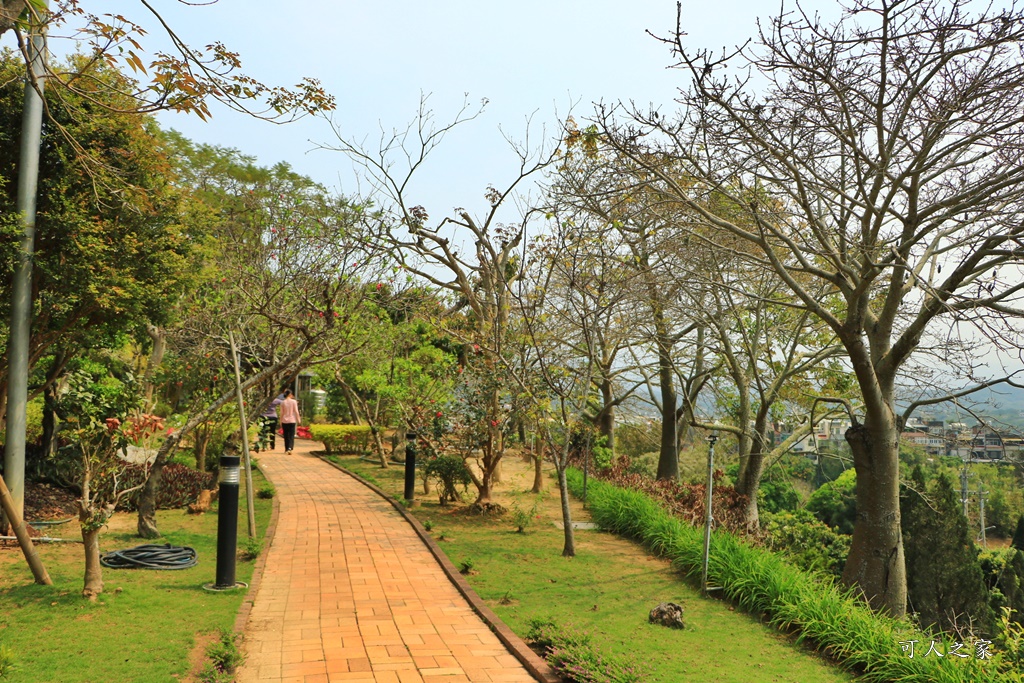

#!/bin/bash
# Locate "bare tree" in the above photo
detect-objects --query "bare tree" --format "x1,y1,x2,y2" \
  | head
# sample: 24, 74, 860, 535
550, 132, 712, 479
599, 0, 1024, 614
321, 97, 556, 503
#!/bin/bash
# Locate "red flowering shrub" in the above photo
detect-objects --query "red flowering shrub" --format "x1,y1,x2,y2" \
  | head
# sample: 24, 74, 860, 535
89, 462, 214, 511
596, 458, 749, 533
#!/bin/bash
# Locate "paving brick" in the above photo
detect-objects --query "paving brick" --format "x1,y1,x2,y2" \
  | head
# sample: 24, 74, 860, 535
235, 442, 537, 683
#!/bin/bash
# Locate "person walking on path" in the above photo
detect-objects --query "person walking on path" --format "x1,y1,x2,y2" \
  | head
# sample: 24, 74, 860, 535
279, 389, 300, 453
258, 394, 283, 451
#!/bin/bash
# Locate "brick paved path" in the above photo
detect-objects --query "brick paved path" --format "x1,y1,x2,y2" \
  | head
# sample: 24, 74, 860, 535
237, 441, 538, 683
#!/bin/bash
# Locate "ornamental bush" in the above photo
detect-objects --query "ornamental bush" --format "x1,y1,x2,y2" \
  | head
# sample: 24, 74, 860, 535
309, 424, 372, 454
83, 462, 213, 511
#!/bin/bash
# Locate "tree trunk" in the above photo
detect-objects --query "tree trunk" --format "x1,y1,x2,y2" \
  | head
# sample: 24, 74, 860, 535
143, 325, 166, 410
597, 378, 615, 456
556, 464, 576, 557
842, 421, 907, 616
194, 423, 211, 472
137, 452, 169, 538
366, 418, 388, 469
532, 444, 544, 493
656, 333, 678, 481
41, 386, 58, 459
736, 413, 770, 530
80, 524, 103, 600
474, 477, 492, 504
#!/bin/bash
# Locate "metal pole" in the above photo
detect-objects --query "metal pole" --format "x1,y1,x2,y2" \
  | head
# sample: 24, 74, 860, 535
228, 332, 256, 538
701, 433, 718, 595
960, 462, 970, 519
4, 2, 48, 528
404, 431, 417, 503
979, 487, 988, 548
214, 455, 240, 588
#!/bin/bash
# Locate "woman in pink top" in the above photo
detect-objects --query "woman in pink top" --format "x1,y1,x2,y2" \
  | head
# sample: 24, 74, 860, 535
279, 389, 301, 453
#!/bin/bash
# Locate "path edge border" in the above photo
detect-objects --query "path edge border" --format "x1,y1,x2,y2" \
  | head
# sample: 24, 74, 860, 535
319, 455, 562, 683
233, 467, 281, 636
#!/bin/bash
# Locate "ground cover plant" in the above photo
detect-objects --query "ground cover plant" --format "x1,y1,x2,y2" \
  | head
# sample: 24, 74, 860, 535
331, 453, 855, 683
0, 470, 272, 682
567, 470, 1019, 683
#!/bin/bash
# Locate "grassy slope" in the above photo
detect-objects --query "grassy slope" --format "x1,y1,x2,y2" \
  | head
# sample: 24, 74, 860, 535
337, 454, 854, 683
0, 469, 272, 683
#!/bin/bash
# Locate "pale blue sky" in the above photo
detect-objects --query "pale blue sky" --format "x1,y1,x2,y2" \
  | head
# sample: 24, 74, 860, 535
114, 0, 790, 214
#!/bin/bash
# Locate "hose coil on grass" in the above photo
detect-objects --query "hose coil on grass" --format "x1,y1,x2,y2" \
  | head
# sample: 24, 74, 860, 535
100, 543, 198, 570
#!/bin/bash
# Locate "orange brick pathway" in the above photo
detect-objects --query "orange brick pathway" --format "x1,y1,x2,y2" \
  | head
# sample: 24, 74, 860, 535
237, 441, 538, 683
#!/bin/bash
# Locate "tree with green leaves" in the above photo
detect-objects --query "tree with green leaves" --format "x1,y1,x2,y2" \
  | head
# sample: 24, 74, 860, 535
132, 137, 393, 538
0, 50, 189, 425
902, 467, 993, 635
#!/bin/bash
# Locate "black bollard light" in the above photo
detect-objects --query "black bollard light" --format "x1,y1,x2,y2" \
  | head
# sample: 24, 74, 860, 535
404, 431, 417, 503
213, 454, 240, 589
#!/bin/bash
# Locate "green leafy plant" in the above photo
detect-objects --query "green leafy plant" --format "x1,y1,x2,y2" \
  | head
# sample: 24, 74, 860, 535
423, 519, 433, 531
240, 537, 263, 561
199, 629, 244, 682
0, 643, 15, 678
423, 455, 472, 505
761, 510, 850, 577
459, 558, 475, 574
510, 497, 540, 533
256, 484, 276, 499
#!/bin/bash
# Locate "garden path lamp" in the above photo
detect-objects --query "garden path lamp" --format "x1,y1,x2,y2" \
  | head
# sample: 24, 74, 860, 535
701, 431, 719, 596
404, 432, 417, 503
204, 455, 246, 591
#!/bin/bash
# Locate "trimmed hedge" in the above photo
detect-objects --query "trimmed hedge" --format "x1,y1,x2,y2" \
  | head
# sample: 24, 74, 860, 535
566, 469, 1016, 683
308, 424, 372, 454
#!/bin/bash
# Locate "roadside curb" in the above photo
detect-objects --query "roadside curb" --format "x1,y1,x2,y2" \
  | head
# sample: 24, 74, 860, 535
233, 463, 281, 636
319, 454, 562, 683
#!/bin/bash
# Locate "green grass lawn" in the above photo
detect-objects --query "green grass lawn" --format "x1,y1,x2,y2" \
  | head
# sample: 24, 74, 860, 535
0, 468, 272, 683
333, 454, 855, 683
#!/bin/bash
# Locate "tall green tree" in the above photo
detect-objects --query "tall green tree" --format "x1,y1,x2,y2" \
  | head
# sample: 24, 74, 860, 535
0, 51, 189, 420
902, 467, 993, 635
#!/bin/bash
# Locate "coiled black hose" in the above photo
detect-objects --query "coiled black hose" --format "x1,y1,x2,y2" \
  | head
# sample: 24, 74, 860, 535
100, 543, 198, 570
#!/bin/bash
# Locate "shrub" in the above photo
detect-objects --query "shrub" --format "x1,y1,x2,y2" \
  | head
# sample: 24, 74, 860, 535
806, 468, 857, 534
256, 484, 275, 499
240, 537, 263, 561
309, 424, 372, 454
510, 497, 540, 533
200, 629, 244, 682
567, 469, 1015, 683
81, 461, 214, 512
599, 458, 749, 532
757, 476, 801, 514
423, 455, 472, 505
761, 510, 850, 577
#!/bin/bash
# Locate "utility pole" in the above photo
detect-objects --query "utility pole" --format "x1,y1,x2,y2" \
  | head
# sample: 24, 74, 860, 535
978, 486, 989, 548
3, 1, 48, 529
960, 460, 971, 519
